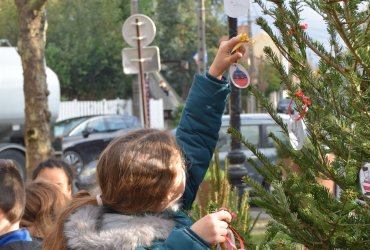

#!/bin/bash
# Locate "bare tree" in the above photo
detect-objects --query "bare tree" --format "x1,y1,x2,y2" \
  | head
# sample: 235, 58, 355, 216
15, 0, 52, 177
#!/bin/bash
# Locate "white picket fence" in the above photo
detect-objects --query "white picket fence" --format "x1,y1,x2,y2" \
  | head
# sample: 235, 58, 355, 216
57, 98, 132, 122
57, 98, 165, 128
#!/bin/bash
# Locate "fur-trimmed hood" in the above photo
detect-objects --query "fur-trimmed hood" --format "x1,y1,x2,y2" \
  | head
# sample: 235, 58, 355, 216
64, 205, 175, 250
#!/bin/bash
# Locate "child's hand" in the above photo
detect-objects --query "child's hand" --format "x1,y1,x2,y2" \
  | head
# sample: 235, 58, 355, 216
190, 210, 232, 245
208, 35, 247, 80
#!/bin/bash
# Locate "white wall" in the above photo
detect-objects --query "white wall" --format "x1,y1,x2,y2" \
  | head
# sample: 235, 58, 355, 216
57, 98, 132, 121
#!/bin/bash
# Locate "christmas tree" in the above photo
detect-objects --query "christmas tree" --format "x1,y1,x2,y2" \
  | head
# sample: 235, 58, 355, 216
228, 0, 370, 249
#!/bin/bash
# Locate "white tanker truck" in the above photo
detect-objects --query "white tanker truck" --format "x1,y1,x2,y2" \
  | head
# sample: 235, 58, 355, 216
0, 39, 60, 178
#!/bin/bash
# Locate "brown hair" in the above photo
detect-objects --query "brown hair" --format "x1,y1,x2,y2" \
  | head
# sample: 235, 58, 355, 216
43, 129, 184, 250
21, 181, 69, 238
0, 159, 25, 223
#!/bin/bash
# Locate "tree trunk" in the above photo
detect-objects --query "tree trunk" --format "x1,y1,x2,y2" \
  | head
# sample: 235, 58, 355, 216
15, 0, 52, 178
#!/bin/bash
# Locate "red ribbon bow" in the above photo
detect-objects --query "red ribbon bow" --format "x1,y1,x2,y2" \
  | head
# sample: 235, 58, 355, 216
288, 90, 311, 121
300, 23, 308, 30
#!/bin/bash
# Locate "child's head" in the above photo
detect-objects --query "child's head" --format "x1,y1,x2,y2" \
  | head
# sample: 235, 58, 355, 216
21, 181, 69, 238
97, 129, 186, 213
32, 158, 73, 198
43, 129, 186, 250
0, 159, 25, 228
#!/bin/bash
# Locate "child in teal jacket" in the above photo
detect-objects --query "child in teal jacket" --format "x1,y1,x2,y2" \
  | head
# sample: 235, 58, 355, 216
43, 35, 246, 250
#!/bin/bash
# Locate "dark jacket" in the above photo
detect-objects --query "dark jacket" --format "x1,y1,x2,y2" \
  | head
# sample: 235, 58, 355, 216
0, 229, 40, 250
63, 73, 230, 250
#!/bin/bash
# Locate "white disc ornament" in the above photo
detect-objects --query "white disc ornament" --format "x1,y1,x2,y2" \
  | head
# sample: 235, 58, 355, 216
359, 162, 370, 199
287, 115, 305, 150
224, 0, 248, 18
229, 63, 250, 89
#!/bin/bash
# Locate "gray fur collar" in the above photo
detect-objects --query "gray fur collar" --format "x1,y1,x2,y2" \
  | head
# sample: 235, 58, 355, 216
64, 205, 175, 250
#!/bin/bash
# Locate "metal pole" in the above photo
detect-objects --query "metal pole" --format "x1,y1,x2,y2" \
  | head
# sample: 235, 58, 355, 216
130, 0, 138, 14
227, 16, 247, 197
247, 0, 256, 113
130, 0, 141, 122
135, 18, 149, 127
197, 0, 206, 73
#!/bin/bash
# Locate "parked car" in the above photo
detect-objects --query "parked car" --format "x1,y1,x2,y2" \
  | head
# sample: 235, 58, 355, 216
277, 98, 296, 114
53, 114, 141, 175
218, 113, 290, 193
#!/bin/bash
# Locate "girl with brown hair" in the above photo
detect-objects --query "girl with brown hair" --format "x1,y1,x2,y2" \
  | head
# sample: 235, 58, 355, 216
21, 181, 69, 243
43, 35, 246, 250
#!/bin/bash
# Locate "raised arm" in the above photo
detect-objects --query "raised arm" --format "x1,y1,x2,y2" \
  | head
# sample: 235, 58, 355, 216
176, 35, 246, 210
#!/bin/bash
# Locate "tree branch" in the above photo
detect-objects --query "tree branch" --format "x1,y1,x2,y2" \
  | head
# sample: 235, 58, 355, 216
328, 8, 370, 76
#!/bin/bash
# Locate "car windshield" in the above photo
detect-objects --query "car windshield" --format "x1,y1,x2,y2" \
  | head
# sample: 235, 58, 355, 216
54, 117, 90, 137
218, 125, 259, 152
106, 116, 141, 131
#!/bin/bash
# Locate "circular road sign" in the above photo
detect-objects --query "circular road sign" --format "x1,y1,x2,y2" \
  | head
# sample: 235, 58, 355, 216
122, 14, 156, 48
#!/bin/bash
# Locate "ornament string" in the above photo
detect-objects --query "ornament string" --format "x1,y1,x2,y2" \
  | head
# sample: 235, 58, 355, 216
218, 207, 246, 250
288, 90, 311, 121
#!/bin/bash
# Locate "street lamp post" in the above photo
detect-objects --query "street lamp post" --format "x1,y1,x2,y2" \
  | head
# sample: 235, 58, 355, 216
227, 16, 247, 197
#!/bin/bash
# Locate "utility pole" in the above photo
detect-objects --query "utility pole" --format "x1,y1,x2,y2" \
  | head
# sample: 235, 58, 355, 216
130, 0, 138, 14
130, 0, 142, 121
197, 0, 206, 73
227, 17, 247, 197
246, 0, 256, 113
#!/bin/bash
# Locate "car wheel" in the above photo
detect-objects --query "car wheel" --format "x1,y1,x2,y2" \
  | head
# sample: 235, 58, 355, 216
0, 150, 26, 180
63, 150, 84, 175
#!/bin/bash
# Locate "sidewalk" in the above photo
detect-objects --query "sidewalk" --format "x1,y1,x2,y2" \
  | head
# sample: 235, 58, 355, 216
250, 207, 270, 234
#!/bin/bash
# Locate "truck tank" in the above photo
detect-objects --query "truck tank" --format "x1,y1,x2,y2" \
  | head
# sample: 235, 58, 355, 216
0, 43, 60, 178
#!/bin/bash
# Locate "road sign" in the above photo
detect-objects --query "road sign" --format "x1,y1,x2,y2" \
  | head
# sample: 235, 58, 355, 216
122, 46, 160, 75
122, 14, 156, 48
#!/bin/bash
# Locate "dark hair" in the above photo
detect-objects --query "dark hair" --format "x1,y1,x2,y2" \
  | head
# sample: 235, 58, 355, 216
0, 159, 25, 223
32, 158, 73, 186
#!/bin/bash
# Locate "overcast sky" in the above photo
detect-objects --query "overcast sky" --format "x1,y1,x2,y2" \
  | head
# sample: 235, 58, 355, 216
247, 2, 330, 41
237, 1, 331, 66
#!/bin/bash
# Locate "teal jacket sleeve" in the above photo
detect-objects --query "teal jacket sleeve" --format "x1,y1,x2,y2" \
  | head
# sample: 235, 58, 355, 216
176, 73, 230, 210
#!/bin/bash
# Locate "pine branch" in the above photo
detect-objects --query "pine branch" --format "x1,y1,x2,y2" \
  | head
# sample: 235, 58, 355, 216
325, 2, 370, 76
248, 85, 288, 133
227, 127, 281, 182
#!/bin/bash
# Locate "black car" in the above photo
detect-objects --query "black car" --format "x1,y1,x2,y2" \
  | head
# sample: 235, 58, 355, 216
53, 114, 141, 174
277, 98, 295, 114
